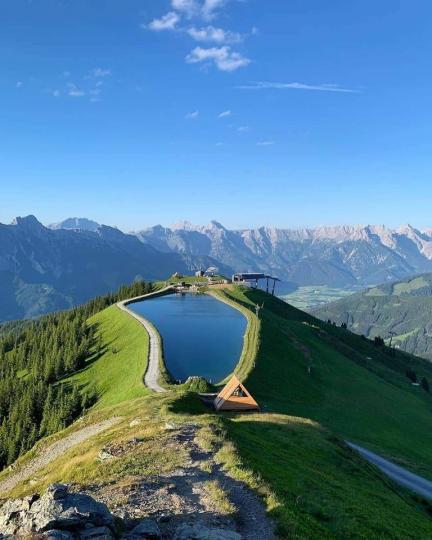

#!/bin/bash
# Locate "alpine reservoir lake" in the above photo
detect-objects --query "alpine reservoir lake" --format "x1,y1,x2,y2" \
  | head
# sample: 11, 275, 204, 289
130, 293, 247, 383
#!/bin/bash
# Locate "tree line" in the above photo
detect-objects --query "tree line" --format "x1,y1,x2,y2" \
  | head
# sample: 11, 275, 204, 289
0, 280, 153, 469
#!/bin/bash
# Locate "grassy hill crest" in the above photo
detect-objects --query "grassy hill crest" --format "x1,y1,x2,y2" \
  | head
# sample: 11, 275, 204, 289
1, 282, 432, 538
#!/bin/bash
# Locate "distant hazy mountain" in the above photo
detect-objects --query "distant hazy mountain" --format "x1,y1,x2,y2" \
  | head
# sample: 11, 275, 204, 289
313, 273, 432, 361
136, 221, 432, 287
49, 217, 101, 232
3, 216, 432, 322
0, 216, 207, 322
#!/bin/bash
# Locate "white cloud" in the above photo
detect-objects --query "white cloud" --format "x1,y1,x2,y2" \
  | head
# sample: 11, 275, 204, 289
185, 110, 199, 119
202, 0, 226, 20
92, 67, 111, 78
171, 0, 226, 20
187, 25, 242, 44
148, 11, 180, 31
218, 109, 232, 118
67, 83, 85, 97
186, 46, 250, 71
238, 81, 359, 93
237, 125, 249, 132
257, 140, 275, 146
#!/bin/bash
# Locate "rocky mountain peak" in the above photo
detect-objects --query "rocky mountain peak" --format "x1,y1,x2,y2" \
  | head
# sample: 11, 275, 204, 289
49, 217, 101, 232
11, 215, 45, 231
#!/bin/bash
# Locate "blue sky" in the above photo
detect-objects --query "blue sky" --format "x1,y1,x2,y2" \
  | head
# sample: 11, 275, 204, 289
1, 0, 431, 231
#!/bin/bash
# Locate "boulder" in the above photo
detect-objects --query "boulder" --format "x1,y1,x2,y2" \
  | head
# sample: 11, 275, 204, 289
173, 524, 242, 540
79, 526, 114, 539
129, 518, 161, 538
0, 484, 113, 536
42, 530, 75, 539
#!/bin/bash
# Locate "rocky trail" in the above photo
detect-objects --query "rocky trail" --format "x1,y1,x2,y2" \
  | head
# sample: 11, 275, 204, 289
0, 422, 275, 538
85, 423, 276, 539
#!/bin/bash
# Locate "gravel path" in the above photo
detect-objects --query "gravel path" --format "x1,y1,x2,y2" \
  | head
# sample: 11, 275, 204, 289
86, 423, 276, 539
347, 441, 432, 499
0, 418, 121, 496
117, 289, 172, 393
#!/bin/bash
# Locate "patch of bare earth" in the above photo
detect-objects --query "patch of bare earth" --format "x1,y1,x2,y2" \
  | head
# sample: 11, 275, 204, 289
84, 424, 276, 539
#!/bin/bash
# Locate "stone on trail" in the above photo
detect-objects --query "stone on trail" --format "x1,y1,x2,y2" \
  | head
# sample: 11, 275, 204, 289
173, 524, 242, 540
79, 525, 114, 539
121, 518, 162, 539
42, 530, 75, 539
98, 449, 115, 462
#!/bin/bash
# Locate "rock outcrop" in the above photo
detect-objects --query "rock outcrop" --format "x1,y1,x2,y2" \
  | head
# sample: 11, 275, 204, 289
0, 484, 114, 539
0, 484, 243, 539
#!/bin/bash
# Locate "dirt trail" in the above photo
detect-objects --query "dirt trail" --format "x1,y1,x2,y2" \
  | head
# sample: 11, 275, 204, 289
86, 423, 276, 540
0, 418, 121, 497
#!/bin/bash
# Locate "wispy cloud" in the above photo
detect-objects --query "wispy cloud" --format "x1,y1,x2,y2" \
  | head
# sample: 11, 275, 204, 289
237, 125, 249, 132
92, 67, 111, 78
187, 25, 242, 44
172, 0, 226, 20
67, 83, 85, 97
148, 11, 180, 31
185, 110, 199, 119
218, 109, 232, 118
202, 0, 226, 20
238, 81, 359, 93
171, 0, 198, 18
186, 46, 250, 72
257, 140, 275, 146
16, 81, 23, 88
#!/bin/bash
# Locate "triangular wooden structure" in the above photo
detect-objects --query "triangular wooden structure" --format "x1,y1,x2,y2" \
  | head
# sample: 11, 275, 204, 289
214, 375, 260, 412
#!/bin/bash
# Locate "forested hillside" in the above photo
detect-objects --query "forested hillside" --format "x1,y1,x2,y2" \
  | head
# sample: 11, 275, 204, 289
0, 280, 153, 469
313, 273, 432, 361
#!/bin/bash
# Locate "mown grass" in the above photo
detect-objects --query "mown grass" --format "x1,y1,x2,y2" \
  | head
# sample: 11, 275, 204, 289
227, 287, 432, 478
67, 305, 151, 409
221, 413, 432, 539
209, 288, 260, 384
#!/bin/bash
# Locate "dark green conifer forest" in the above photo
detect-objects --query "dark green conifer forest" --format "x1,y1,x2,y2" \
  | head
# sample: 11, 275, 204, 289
0, 280, 152, 469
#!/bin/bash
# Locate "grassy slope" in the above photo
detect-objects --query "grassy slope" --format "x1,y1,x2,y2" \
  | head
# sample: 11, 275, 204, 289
223, 288, 432, 477
5, 288, 432, 538
224, 414, 432, 539
68, 305, 151, 409
312, 273, 432, 361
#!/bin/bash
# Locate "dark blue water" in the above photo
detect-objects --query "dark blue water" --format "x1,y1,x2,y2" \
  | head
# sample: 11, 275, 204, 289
130, 293, 247, 383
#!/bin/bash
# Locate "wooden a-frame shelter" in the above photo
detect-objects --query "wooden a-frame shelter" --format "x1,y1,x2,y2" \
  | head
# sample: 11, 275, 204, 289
214, 375, 260, 412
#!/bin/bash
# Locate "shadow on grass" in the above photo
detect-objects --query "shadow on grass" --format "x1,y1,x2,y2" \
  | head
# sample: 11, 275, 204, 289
168, 392, 211, 416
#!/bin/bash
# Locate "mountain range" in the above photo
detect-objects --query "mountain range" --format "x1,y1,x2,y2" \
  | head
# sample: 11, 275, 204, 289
2, 215, 432, 322
136, 220, 432, 287
0, 216, 222, 322
313, 273, 432, 361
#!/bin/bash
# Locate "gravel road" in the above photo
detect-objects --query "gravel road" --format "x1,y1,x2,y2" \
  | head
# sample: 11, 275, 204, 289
347, 441, 432, 499
0, 418, 121, 496
117, 289, 171, 393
